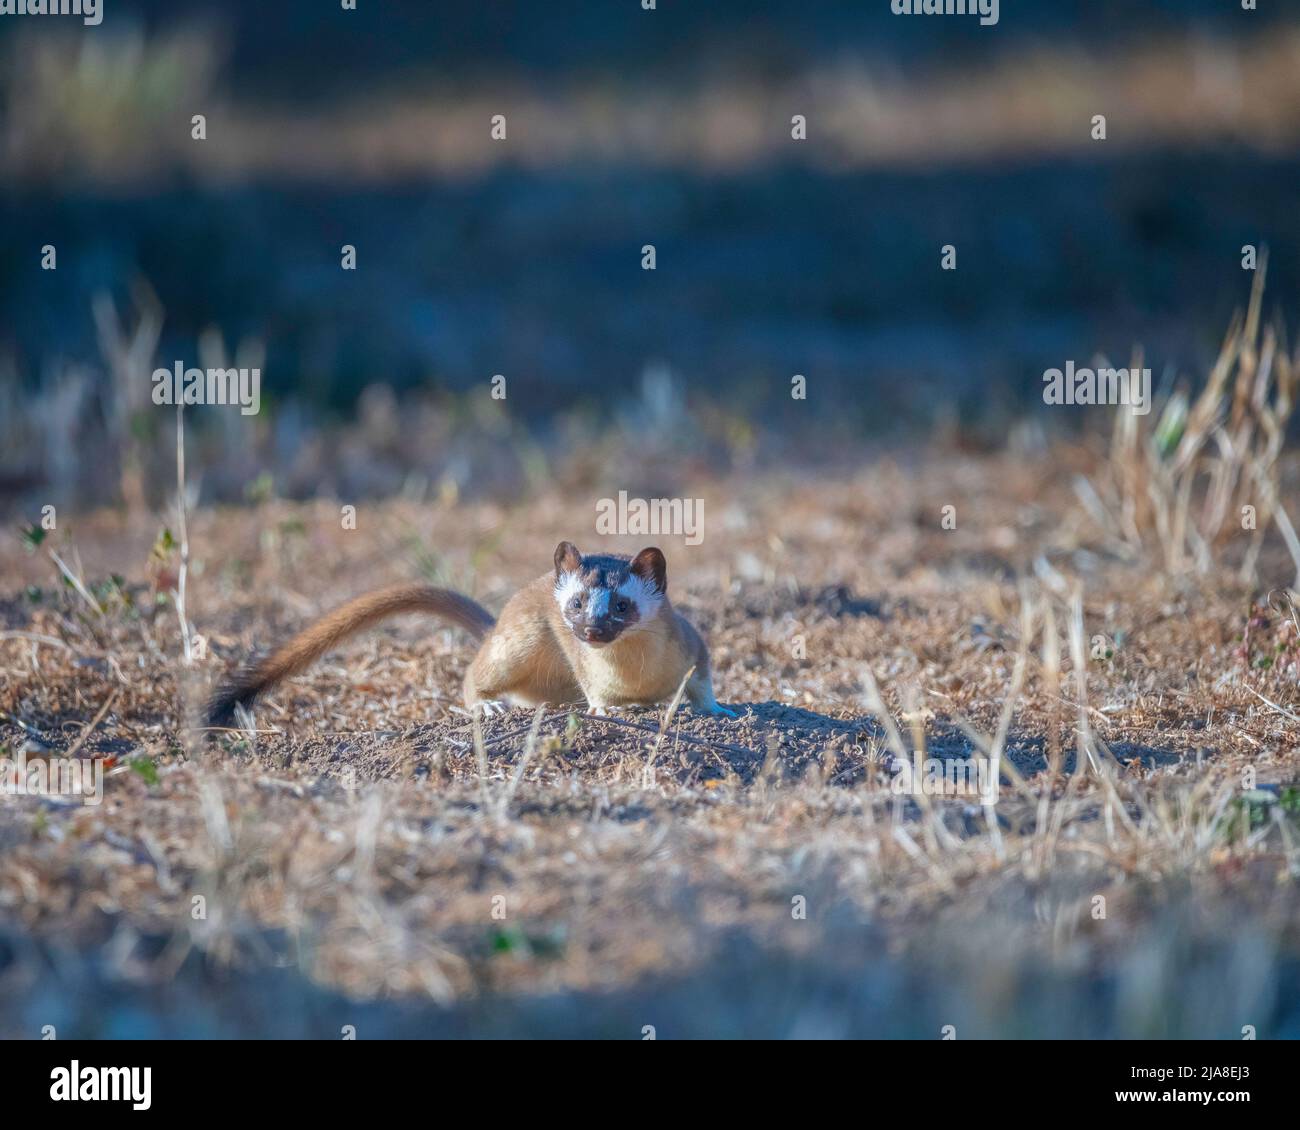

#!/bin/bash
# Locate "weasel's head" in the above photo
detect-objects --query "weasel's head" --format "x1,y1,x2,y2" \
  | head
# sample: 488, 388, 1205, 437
553, 541, 667, 647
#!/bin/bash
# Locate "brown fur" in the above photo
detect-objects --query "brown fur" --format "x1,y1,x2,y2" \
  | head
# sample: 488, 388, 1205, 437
207, 545, 732, 726
466, 572, 717, 711
206, 585, 495, 726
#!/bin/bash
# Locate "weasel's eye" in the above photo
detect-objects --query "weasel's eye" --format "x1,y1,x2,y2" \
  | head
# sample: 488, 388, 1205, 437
570, 596, 582, 609
615, 599, 629, 614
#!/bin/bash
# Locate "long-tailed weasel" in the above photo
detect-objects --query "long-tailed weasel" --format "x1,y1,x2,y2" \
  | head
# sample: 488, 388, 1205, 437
207, 542, 735, 725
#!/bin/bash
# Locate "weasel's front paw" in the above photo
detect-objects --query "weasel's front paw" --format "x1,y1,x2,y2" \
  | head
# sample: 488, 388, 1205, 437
704, 703, 739, 718
586, 704, 609, 717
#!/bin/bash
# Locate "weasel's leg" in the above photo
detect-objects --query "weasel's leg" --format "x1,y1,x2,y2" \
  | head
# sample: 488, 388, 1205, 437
464, 659, 525, 717
464, 647, 514, 716
686, 671, 738, 718
464, 627, 582, 713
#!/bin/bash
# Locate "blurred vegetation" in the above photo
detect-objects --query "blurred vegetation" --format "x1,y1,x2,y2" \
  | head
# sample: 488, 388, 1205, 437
2, 3, 1299, 513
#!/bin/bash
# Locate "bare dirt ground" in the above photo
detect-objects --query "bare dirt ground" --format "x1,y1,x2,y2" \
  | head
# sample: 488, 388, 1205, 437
3, 450, 1300, 1037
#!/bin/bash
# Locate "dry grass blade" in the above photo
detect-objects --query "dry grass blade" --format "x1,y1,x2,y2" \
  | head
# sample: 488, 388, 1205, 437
0, 631, 74, 652
62, 687, 121, 761
648, 664, 694, 780
1085, 262, 1300, 586
48, 549, 103, 616
174, 402, 195, 664
1243, 686, 1300, 725
862, 664, 960, 856
471, 710, 490, 813
500, 705, 548, 816
1067, 589, 1102, 780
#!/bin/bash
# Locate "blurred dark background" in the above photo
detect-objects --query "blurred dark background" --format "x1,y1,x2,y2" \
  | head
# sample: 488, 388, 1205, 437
1, 0, 1298, 507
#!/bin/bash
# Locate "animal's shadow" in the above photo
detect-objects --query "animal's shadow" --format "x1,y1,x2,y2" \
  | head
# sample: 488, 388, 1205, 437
404, 699, 1189, 797
561, 700, 1186, 790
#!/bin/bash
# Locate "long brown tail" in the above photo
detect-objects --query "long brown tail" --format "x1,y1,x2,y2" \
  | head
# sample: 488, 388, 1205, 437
206, 584, 495, 727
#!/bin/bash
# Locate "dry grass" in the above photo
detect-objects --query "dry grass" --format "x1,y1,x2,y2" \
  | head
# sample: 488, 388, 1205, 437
8, 24, 1300, 184
1082, 262, 1300, 587
2, 445, 1299, 1035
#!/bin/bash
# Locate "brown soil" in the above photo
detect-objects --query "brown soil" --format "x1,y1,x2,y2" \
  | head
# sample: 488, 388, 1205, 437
2, 451, 1299, 1036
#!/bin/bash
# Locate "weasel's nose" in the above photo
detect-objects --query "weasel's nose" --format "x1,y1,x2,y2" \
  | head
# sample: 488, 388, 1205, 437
584, 617, 612, 641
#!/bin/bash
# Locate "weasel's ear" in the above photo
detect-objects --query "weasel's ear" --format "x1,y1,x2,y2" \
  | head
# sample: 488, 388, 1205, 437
630, 547, 667, 593
554, 541, 582, 576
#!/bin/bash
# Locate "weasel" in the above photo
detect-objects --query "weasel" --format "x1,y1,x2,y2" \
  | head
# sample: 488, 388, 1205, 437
206, 542, 735, 725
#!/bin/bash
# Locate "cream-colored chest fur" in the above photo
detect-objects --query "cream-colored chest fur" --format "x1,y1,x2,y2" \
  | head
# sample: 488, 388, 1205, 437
568, 613, 693, 707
